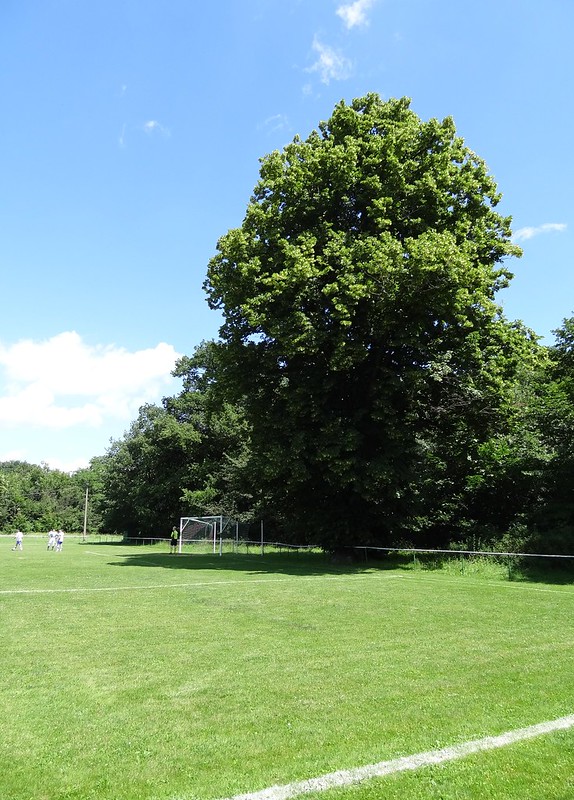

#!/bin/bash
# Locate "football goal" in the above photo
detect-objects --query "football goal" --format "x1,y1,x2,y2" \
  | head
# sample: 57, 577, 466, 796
179, 516, 238, 554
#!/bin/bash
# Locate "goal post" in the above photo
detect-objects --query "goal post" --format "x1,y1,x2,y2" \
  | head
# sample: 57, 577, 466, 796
179, 516, 239, 554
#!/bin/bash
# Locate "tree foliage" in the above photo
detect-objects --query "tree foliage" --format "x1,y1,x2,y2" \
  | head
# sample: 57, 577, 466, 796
95, 342, 255, 535
203, 94, 534, 549
167, 342, 254, 521
0, 461, 101, 533
524, 317, 574, 551
95, 403, 199, 536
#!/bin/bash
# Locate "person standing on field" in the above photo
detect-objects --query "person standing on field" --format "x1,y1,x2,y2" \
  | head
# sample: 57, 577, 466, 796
13, 530, 23, 551
170, 526, 179, 554
55, 529, 64, 552
47, 530, 56, 550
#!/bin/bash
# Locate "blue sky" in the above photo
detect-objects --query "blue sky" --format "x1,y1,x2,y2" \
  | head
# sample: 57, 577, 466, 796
0, 0, 572, 471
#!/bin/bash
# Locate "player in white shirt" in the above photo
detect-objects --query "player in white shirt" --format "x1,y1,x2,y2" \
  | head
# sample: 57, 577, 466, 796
47, 530, 56, 550
13, 530, 23, 551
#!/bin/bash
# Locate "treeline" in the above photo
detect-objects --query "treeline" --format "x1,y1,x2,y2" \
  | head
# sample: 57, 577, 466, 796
0, 461, 101, 533
4, 95, 574, 555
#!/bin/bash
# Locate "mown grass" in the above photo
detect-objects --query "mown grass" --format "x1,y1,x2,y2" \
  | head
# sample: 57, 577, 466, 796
0, 535, 573, 800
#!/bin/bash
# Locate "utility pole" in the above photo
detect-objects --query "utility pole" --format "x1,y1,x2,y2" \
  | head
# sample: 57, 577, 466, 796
83, 486, 89, 541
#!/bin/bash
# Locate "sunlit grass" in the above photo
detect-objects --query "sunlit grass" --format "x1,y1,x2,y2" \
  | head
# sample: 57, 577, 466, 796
0, 536, 573, 799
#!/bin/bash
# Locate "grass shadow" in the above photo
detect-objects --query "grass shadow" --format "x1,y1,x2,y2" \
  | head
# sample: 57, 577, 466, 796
81, 540, 574, 584
105, 548, 380, 577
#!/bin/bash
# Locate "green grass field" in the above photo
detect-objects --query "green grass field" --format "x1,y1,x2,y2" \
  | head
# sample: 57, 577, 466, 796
1, 535, 573, 800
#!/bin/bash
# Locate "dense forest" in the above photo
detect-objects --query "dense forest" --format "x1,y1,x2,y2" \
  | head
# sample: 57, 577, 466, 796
3, 95, 574, 556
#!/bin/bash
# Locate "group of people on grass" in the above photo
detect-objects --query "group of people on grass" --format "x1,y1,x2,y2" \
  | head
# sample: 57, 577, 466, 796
10, 528, 65, 552
47, 529, 65, 551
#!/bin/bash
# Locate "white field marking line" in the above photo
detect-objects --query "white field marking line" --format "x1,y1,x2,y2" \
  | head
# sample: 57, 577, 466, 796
216, 715, 574, 800
0, 573, 403, 596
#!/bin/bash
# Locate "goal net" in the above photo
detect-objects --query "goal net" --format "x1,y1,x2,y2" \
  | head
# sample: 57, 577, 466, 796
179, 516, 238, 554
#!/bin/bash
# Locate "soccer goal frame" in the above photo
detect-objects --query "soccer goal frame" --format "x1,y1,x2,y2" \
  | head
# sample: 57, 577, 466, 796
179, 515, 238, 554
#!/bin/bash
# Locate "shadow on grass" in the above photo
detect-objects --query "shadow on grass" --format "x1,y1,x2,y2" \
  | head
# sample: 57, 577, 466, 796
100, 548, 379, 577
512, 561, 574, 585
79, 540, 574, 583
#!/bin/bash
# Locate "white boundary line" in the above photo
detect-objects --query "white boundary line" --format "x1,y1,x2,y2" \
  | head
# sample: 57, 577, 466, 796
3, 568, 573, 597
0, 573, 403, 596
217, 715, 574, 800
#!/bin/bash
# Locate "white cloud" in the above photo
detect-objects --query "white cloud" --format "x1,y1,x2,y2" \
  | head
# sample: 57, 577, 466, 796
119, 123, 127, 148
307, 37, 352, 84
0, 332, 180, 430
513, 222, 567, 242
143, 119, 170, 137
336, 0, 376, 29
118, 119, 170, 149
259, 114, 290, 135
0, 448, 27, 463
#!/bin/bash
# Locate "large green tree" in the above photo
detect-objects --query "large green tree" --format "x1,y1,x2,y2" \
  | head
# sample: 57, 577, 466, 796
203, 94, 534, 549
95, 404, 199, 536
166, 341, 254, 521
524, 316, 574, 552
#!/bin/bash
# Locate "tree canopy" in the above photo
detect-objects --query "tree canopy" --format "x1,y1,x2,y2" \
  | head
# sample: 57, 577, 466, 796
203, 94, 536, 548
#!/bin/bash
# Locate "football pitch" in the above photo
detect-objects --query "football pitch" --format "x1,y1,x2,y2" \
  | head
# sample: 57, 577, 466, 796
1, 536, 573, 800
